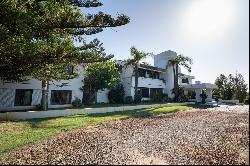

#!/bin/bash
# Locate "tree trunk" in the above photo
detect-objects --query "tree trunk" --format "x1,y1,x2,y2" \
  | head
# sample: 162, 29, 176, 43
41, 80, 49, 111
175, 63, 179, 100
134, 65, 139, 102
172, 64, 177, 101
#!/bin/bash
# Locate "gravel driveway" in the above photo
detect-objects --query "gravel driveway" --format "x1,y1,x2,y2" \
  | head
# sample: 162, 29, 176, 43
1, 106, 249, 165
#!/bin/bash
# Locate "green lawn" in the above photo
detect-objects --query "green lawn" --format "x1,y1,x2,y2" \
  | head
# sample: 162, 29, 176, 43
0, 106, 192, 156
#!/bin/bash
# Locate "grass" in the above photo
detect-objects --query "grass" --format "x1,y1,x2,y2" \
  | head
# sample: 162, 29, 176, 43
0, 105, 192, 156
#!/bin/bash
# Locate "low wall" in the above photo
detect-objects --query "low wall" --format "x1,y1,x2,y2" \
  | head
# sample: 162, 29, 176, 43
218, 99, 240, 104
0, 102, 195, 121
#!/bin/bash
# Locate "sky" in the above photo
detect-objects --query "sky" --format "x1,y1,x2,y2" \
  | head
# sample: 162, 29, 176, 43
84, 0, 249, 86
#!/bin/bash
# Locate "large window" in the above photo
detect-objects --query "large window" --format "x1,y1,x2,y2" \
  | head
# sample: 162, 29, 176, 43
14, 89, 33, 106
138, 68, 146, 77
138, 68, 160, 79
150, 88, 163, 97
138, 88, 150, 98
51, 90, 72, 105
182, 78, 189, 84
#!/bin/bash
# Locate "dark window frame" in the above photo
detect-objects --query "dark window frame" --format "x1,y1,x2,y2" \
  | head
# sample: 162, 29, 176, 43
138, 87, 150, 98
14, 89, 33, 106
182, 78, 189, 84
50, 90, 72, 105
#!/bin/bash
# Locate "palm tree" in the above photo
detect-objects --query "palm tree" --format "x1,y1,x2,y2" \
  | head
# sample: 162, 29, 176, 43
125, 47, 151, 103
168, 55, 193, 101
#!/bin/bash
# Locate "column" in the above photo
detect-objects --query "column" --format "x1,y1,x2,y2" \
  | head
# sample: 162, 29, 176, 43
195, 89, 202, 103
206, 89, 213, 102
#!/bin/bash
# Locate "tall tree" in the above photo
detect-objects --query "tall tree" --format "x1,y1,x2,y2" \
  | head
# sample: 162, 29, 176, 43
214, 73, 248, 102
168, 55, 193, 101
83, 60, 120, 104
0, 0, 130, 110
234, 73, 248, 103
125, 47, 151, 103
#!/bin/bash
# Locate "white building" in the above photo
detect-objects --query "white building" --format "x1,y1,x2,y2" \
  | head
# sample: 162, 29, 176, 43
0, 66, 84, 111
117, 50, 195, 101
0, 50, 217, 111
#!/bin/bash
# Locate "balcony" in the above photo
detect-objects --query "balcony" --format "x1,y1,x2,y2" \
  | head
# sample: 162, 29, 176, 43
132, 77, 166, 89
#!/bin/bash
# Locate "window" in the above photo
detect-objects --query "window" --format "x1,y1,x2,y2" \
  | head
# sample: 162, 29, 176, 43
138, 68, 146, 77
138, 88, 150, 98
182, 78, 189, 84
51, 90, 72, 105
150, 88, 163, 96
14, 89, 33, 106
152, 71, 160, 79
66, 66, 74, 75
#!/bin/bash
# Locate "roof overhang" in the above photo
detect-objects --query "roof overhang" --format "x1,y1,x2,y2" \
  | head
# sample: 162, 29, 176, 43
178, 73, 195, 79
139, 64, 166, 73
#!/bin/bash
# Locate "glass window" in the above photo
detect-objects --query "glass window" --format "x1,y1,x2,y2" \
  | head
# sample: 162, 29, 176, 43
182, 78, 189, 84
138, 68, 146, 77
138, 88, 150, 98
51, 90, 72, 105
150, 88, 163, 98
14, 89, 33, 106
66, 66, 74, 75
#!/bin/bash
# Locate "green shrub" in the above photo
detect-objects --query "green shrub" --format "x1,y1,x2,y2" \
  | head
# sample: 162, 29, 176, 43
200, 91, 208, 104
171, 85, 189, 102
150, 93, 162, 102
150, 93, 171, 103
162, 94, 174, 102
187, 90, 196, 99
124, 96, 133, 104
72, 97, 82, 107
108, 84, 125, 104
178, 95, 190, 102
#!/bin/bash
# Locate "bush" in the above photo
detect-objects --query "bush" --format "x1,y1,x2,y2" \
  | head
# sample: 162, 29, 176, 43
200, 92, 208, 104
150, 93, 172, 103
124, 96, 133, 104
150, 93, 162, 102
187, 90, 196, 99
72, 97, 82, 107
108, 84, 125, 104
162, 94, 170, 102
171, 85, 189, 102
177, 95, 190, 103
213, 95, 220, 102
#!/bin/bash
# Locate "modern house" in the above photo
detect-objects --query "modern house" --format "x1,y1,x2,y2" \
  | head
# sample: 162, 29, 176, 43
0, 66, 84, 111
0, 50, 217, 111
118, 50, 195, 101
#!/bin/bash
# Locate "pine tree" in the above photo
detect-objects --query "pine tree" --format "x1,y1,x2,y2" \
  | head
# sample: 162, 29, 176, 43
0, 0, 130, 110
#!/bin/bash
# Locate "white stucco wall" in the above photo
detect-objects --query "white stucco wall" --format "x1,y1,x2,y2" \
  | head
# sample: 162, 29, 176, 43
0, 65, 84, 111
96, 89, 109, 103
154, 50, 178, 98
120, 64, 134, 97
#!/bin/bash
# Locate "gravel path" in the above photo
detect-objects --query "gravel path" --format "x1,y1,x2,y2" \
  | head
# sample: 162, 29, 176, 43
1, 106, 249, 165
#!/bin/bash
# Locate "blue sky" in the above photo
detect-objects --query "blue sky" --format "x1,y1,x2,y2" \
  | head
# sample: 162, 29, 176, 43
85, 0, 249, 86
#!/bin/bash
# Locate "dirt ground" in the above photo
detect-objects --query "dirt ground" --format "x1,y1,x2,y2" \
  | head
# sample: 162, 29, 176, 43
1, 106, 249, 165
